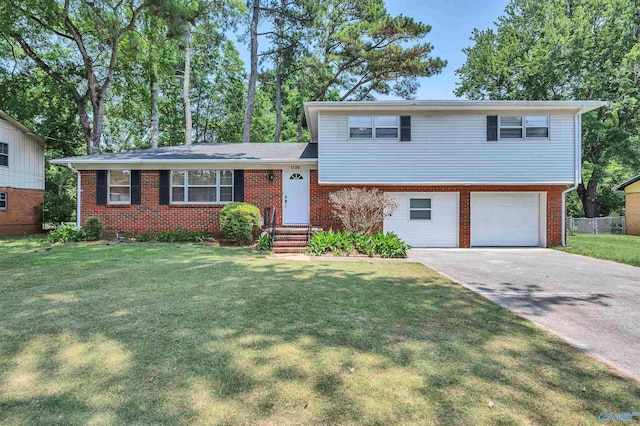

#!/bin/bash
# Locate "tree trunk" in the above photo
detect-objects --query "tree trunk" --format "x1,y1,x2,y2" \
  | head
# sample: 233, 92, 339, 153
273, 0, 284, 143
150, 66, 159, 149
297, 108, 305, 140
243, 0, 260, 143
183, 28, 192, 145
577, 170, 602, 218
274, 55, 283, 142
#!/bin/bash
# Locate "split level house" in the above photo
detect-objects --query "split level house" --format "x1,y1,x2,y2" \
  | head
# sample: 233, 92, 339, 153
0, 110, 45, 235
52, 100, 607, 249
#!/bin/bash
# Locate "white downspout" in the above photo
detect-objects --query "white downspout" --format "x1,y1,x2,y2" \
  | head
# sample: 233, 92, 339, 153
561, 108, 583, 246
67, 163, 82, 229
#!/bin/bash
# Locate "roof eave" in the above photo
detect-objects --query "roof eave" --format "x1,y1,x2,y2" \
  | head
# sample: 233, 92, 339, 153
51, 158, 318, 165
615, 174, 640, 191
0, 110, 46, 146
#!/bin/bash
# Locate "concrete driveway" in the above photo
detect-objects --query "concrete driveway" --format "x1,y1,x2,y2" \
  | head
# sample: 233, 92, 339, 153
409, 248, 640, 381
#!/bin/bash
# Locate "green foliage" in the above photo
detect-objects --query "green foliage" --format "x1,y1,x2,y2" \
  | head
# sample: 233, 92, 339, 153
455, 0, 640, 217
135, 230, 154, 242
307, 230, 410, 258
47, 223, 86, 243
154, 228, 209, 243
256, 233, 272, 250
220, 202, 262, 244
83, 217, 104, 241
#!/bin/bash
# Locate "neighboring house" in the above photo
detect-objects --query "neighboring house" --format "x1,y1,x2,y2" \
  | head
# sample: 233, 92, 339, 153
616, 175, 640, 235
0, 110, 45, 235
52, 100, 606, 248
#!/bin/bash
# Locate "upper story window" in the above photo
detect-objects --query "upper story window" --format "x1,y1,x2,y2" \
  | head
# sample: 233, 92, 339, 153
108, 170, 131, 204
349, 116, 399, 140
0, 143, 8, 166
171, 170, 233, 204
499, 115, 549, 139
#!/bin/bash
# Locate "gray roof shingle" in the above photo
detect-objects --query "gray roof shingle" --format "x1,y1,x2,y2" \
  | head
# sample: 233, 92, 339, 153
52, 143, 317, 164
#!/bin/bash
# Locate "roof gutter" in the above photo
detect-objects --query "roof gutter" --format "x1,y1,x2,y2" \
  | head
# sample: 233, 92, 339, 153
561, 107, 584, 246
66, 163, 82, 229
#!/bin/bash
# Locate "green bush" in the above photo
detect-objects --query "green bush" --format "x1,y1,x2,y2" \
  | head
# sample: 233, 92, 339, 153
48, 223, 86, 243
83, 217, 104, 241
135, 230, 153, 242
306, 230, 410, 258
256, 233, 271, 250
154, 228, 208, 243
220, 202, 261, 244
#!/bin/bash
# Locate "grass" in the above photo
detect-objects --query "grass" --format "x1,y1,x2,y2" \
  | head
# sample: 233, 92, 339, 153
555, 234, 640, 267
0, 236, 638, 425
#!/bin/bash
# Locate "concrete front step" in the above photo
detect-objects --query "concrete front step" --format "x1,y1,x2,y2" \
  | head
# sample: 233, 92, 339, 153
273, 240, 308, 248
274, 234, 308, 241
272, 246, 308, 254
274, 227, 322, 235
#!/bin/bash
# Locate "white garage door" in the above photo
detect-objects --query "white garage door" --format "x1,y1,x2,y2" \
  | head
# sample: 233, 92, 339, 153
384, 192, 459, 248
471, 193, 543, 247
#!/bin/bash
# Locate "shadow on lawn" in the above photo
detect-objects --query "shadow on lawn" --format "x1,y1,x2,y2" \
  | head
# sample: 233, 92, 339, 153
1, 244, 639, 424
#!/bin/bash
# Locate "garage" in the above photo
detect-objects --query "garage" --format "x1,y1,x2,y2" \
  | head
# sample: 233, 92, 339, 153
471, 192, 546, 247
384, 192, 459, 247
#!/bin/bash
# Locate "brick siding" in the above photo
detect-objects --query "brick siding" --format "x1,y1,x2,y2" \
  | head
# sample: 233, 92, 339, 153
79, 169, 565, 246
0, 187, 43, 235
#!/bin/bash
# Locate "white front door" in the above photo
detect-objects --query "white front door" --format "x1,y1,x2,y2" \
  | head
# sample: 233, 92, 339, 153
283, 170, 310, 225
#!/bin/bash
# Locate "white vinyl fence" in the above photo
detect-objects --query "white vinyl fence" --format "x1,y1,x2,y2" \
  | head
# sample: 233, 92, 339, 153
567, 216, 626, 235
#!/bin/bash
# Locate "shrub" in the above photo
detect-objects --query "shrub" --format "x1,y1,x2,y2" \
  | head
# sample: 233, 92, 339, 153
256, 233, 271, 250
135, 230, 153, 242
83, 217, 104, 241
306, 229, 355, 255
306, 230, 410, 258
48, 223, 86, 243
329, 188, 398, 234
220, 202, 261, 244
155, 228, 208, 243
372, 231, 411, 258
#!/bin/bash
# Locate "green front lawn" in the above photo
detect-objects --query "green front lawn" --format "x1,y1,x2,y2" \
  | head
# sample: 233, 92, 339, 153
556, 234, 640, 267
1, 237, 638, 424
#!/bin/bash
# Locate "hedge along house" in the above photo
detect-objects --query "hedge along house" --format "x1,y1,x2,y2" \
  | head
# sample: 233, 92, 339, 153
0, 109, 45, 235
52, 100, 607, 250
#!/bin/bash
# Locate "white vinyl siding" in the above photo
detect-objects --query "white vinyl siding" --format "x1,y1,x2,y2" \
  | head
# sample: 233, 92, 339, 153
0, 119, 45, 190
318, 111, 575, 184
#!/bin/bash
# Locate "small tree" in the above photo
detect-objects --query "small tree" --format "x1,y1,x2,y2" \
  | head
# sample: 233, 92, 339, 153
329, 188, 398, 234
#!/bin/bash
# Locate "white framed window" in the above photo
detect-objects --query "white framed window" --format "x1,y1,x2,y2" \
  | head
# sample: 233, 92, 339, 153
0, 192, 6, 210
349, 116, 399, 140
171, 170, 234, 204
0, 143, 8, 167
499, 115, 549, 139
409, 198, 431, 220
108, 170, 131, 204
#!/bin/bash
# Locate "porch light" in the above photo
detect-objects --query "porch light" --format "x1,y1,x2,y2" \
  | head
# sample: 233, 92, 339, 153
269, 171, 275, 182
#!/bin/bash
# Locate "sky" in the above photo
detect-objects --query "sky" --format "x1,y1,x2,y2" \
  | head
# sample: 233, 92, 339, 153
228, 0, 510, 100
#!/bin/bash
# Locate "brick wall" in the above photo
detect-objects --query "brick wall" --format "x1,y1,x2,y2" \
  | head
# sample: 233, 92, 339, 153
79, 169, 565, 246
626, 193, 640, 236
0, 187, 43, 235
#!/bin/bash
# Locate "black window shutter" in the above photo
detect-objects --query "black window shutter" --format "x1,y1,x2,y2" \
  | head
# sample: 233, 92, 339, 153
487, 116, 498, 141
400, 116, 411, 141
234, 170, 244, 202
131, 170, 142, 205
159, 170, 170, 205
96, 170, 107, 205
